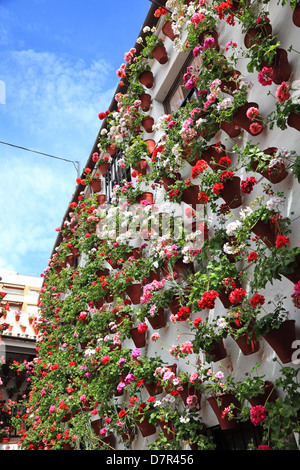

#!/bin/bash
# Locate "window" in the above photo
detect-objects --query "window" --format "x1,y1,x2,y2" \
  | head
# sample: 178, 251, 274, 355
105, 148, 131, 204
163, 52, 202, 114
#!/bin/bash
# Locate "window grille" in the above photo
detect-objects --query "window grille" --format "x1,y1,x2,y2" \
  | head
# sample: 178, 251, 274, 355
105, 148, 132, 204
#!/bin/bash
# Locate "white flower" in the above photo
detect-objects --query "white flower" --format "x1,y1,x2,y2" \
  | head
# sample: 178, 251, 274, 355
266, 196, 284, 211
239, 206, 253, 220
179, 416, 190, 424
225, 220, 242, 236
217, 317, 227, 329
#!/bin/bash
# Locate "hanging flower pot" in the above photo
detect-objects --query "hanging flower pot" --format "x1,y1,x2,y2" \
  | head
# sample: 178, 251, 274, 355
106, 144, 118, 156
287, 111, 300, 132
174, 258, 194, 275
205, 339, 227, 362
282, 254, 300, 284
219, 120, 241, 138
181, 185, 200, 209
247, 381, 278, 407
134, 412, 156, 437
147, 308, 166, 329
263, 319, 296, 363
269, 48, 291, 85
133, 159, 148, 176
220, 70, 241, 95
139, 93, 152, 112
231, 322, 260, 356
90, 178, 102, 193
144, 380, 163, 396
199, 30, 220, 51
139, 70, 154, 89
101, 433, 115, 448
168, 297, 180, 316
220, 176, 242, 209
293, 4, 300, 27
142, 115, 155, 133
251, 147, 288, 184
162, 21, 178, 41
244, 22, 272, 48
147, 268, 161, 283
232, 103, 263, 136
161, 173, 180, 191
207, 393, 241, 430
97, 162, 110, 177
136, 192, 154, 204
178, 383, 201, 406
96, 194, 106, 205
251, 218, 278, 248
201, 144, 228, 171
126, 283, 142, 304
158, 419, 176, 440
152, 45, 168, 64
145, 138, 156, 154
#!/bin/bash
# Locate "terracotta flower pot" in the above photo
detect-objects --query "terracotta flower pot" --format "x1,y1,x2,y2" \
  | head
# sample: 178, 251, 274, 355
158, 419, 176, 440
220, 176, 242, 209
145, 138, 156, 154
251, 147, 288, 184
178, 383, 201, 406
205, 339, 227, 362
199, 30, 219, 51
247, 381, 278, 407
263, 319, 296, 363
152, 45, 168, 64
144, 381, 163, 396
251, 218, 278, 248
142, 116, 155, 133
98, 162, 110, 177
271, 48, 291, 85
106, 144, 118, 156
287, 111, 300, 132
244, 23, 272, 49
139, 70, 154, 89
207, 393, 240, 430
96, 194, 106, 205
130, 328, 146, 348
231, 325, 260, 356
168, 297, 181, 315
139, 93, 152, 112
161, 172, 180, 191
147, 308, 166, 329
282, 253, 300, 284
134, 415, 156, 437
136, 192, 153, 204
219, 120, 241, 138
126, 283, 141, 304
220, 70, 242, 95
90, 178, 102, 192
133, 159, 148, 176
162, 21, 178, 41
181, 185, 200, 209
201, 144, 228, 171
293, 4, 300, 27
232, 102, 263, 136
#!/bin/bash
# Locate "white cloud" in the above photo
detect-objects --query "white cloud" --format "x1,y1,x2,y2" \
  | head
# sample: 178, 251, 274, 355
0, 47, 118, 275
2, 48, 116, 162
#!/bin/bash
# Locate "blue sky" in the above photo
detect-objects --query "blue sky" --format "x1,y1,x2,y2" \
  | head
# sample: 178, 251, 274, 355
0, 0, 152, 276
